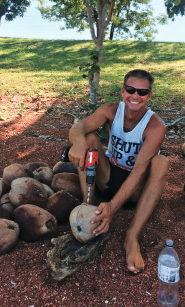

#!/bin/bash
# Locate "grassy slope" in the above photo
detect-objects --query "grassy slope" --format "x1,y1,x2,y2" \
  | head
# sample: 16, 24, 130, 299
0, 38, 185, 108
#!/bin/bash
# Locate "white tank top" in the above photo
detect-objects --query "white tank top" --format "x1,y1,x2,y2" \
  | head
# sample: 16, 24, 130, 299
105, 101, 154, 171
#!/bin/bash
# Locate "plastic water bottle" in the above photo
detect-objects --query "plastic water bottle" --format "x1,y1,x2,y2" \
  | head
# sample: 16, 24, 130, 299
157, 239, 180, 307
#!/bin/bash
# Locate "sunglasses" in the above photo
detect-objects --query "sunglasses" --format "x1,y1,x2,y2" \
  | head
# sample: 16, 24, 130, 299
124, 85, 151, 96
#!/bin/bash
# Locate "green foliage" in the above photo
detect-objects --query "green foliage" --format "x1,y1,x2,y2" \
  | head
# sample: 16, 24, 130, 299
0, 0, 30, 20
79, 50, 100, 78
0, 38, 185, 111
37, 0, 167, 41
108, 0, 167, 40
164, 0, 185, 20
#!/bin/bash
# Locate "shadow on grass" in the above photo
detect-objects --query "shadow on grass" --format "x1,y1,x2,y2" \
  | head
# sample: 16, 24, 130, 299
0, 39, 185, 73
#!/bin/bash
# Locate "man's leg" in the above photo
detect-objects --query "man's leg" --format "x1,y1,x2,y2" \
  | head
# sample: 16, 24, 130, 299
124, 155, 169, 273
77, 133, 110, 205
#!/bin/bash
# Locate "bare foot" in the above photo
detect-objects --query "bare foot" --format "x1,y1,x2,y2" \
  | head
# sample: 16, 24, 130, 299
124, 235, 144, 274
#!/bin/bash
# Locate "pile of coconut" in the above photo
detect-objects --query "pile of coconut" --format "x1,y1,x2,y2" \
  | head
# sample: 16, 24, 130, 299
0, 160, 85, 255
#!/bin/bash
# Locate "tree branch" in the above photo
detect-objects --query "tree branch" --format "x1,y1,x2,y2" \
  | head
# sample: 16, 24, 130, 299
85, 1, 98, 45
104, 0, 115, 29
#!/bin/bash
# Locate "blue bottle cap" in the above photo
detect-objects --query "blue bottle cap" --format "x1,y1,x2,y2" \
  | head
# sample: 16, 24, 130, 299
166, 239, 173, 247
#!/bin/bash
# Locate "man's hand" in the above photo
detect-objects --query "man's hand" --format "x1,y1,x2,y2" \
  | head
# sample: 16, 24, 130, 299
90, 201, 115, 235
68, 141, 87, 171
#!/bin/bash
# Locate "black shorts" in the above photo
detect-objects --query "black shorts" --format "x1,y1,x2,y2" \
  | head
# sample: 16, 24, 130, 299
96, 163, 137, 210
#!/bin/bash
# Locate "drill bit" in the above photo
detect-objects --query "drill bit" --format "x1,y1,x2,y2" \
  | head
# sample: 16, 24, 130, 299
87, 186, 91, 204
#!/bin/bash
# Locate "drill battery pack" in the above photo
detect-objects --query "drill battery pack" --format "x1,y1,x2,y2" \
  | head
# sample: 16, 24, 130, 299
60, 146, 71, 162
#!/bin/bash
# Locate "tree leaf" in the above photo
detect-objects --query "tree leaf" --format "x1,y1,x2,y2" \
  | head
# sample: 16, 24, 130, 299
90, 65, 100, 73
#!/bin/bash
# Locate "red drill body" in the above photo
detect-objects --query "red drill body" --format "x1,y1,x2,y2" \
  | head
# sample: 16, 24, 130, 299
84, 148, 98, 204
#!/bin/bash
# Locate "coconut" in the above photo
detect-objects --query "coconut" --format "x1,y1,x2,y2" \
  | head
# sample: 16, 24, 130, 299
2, 163, 34, 188
53, 161, 78, 175
42, 184, 54, 198
51, 173, 82, 199
182, 143, 185, 157
69, 204, 100, 243
9, 177, 47, 208
0, 193, 16, 218
45, 190, 80, 223
0, 219, 19, 255
33, 166, 53, 185
0, 178, 10, 194
0, 179, 2, 197
24, 162, 49, 172
13, 204, 57, 242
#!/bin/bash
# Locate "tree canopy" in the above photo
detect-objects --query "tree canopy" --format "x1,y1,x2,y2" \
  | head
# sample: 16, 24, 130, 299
0, 0, 30, 22
164, 0, 185, 20
37, 0, 167, 104
38, 0, 166, 41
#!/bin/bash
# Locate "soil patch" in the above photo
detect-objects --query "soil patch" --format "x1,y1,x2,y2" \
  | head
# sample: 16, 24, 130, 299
0, 95, 184, 307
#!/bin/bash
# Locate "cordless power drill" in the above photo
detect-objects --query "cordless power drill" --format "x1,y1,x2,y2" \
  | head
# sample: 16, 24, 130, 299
84, 148, 98, 204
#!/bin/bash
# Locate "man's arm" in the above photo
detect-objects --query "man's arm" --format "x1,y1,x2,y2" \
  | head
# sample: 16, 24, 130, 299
68, 102, 117, 170
91, 114, 167, 234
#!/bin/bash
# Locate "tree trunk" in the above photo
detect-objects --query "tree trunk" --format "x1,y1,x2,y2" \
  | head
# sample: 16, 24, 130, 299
110, 23, 115, 40
88, 45, 102, 105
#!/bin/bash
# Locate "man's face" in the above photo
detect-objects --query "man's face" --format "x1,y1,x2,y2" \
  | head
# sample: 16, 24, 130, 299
121, 77, 152, 112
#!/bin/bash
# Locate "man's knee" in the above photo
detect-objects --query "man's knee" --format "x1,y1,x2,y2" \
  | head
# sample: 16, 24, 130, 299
150, 155, 169, 178
85, 132, 99, 146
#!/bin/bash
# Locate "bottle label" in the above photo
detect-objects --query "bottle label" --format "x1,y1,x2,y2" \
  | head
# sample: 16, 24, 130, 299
158, 262, 180, 283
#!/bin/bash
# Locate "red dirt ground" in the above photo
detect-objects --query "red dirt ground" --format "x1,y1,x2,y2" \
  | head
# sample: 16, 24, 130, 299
0, 95, 184, 307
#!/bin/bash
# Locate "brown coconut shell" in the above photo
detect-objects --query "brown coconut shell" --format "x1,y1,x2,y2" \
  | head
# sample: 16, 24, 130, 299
33, 166, 53, 185
0, 178, 10, 194
0, 208, 11, 220
42, 184, 54, 198
45, 190, 80, 223
182, 143, 185, 157
51, 173, 82, 199
24, 162, 49, 172
53, 161, 78, 175
13, 204, 57, 242
2, 163, 34, 188
0, 193, 16, 218
0, 179, 2, 197
9, 177, 47, 208
69, 204, 100, 243
0, 219, 19, 255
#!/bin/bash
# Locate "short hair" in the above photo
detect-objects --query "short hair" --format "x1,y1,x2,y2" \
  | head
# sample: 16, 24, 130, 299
124, 69, 154, 90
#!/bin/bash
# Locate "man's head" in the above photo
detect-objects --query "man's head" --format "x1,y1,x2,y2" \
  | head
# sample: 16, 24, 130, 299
121, 69, 153, 112
123, 69, 154, 90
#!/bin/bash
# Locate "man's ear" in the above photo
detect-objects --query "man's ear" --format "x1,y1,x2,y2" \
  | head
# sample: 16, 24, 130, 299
147, 91, 153, 101
121, 86, 125, 97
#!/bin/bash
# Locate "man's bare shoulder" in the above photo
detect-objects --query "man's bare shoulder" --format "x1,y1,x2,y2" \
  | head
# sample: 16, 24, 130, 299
99, 102, 119, 121
148, 113, 166, 129
143, 112, 166, 141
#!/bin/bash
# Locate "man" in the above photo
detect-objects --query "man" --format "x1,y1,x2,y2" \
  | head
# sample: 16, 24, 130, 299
68, 69, 169, 274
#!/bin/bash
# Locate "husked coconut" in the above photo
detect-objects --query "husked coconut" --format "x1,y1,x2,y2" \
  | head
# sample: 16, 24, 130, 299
0, 193, 16, 218
9, 177, 47, 208
51, 173, 82, 199
0, 208, 11, 219
42, 184, 54, 198
3, 163, 34, 188
45, 190, 80, 223
69, 204, 100, 243
0, 178, 10, 194
0, 219, 19, 255
13, 204, 57, 242
33, 166, 53, 185
53, 161, 78, 175
182, 143, 185, 156
0, 179, 2, 197
24, 162, 49, 172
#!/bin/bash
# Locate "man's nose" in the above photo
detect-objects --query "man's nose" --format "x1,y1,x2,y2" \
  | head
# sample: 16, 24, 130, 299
131, 90, 140, 99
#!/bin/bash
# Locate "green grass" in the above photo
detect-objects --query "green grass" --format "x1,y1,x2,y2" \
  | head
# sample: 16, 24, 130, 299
0, 38, 185, 108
